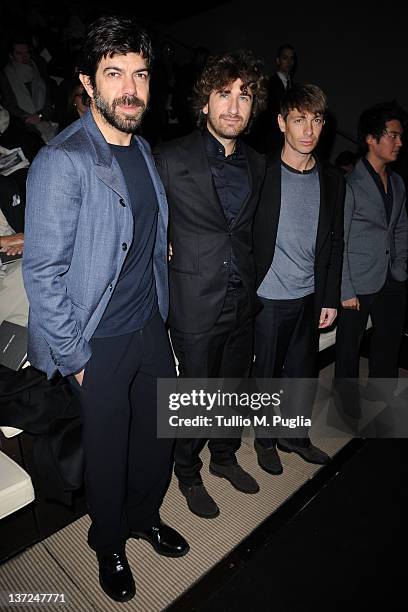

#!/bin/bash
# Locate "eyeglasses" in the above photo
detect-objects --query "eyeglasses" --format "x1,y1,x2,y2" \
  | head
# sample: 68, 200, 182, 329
383, 129, 403, 141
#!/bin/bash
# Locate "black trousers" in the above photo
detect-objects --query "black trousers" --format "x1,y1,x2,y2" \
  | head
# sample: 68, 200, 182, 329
254, 293, 318, 447
335, 276, 406, 380
70, 314, 175, 554
171, 286, 253, 486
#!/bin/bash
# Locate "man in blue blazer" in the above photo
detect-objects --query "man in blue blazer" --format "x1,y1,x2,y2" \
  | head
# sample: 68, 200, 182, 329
22, 15, 188, 603
335, 102, 407, 385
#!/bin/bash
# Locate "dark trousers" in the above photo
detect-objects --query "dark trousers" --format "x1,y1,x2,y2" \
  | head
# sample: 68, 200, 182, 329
335, 276, 406, 380
171, 287, 253, 486
254, 293, 318, 447
70, 314, 175, 553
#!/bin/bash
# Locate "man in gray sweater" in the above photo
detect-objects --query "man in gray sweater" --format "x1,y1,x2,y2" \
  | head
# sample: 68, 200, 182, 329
253, 84, 345, 473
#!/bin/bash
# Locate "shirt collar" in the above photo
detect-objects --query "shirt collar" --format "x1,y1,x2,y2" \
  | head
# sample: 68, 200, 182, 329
203, 128, 242, 158
363, 156, 391, 179
277, 71, 290, 86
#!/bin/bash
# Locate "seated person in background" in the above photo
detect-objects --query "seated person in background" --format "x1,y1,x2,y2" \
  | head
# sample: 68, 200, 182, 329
0, 34, 58, 144
56, 78, 89, 132
0, 98, 43, 161
0, 172, 27, 233
0, 207, 28, 326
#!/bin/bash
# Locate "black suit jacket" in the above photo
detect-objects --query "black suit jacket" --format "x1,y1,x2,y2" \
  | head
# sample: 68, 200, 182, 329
154, 130, 266, 333
253, 156, 345, 322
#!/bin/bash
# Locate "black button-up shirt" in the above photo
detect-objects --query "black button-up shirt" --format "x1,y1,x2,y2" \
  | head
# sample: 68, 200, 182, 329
363, 157, 393, 224
203, 129, 250, 288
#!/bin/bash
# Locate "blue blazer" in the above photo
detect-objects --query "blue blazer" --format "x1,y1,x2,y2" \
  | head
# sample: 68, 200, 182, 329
22, 110, 169, 379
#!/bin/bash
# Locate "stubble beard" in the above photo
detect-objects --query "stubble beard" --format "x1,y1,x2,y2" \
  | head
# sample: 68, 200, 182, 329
207, 113, 247, 140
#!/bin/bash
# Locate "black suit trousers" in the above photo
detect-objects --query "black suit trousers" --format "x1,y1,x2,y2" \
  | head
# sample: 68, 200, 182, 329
253, 293, 319, 447
335, 275, 406, 380
70, 314, 175, 554
171, 287, 253, 486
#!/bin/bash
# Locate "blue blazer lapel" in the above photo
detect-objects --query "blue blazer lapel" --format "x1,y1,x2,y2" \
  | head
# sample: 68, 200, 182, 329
81, 110, 130, 200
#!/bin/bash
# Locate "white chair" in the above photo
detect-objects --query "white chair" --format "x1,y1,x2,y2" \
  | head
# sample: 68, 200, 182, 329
0, 358, 35, 519
0, 448, 34, 520
318, 316, 373, 352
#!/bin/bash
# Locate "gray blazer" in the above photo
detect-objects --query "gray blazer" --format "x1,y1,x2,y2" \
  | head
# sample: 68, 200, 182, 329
22, 110, 169, 379
341, 159, 408, 301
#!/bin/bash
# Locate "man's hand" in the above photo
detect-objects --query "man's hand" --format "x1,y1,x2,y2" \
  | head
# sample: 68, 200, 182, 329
0, 233, 24, 255
24, 113, 41, 125
341, 297, 360, 310
319, 307, 337, 329
74, 369, 85, 386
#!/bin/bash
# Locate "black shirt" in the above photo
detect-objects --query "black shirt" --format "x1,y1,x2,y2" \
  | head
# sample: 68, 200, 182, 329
203, 128, 250, 288
94, 138, 158, 337
363, 157, 393, 224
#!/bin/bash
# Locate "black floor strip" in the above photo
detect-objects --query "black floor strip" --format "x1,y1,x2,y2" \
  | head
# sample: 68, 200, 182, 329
167, 438, 366, 612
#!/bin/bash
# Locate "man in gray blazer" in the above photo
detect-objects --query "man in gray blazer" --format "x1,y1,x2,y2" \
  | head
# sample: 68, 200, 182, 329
335, 102, 407, 384
22, 15, 188, 604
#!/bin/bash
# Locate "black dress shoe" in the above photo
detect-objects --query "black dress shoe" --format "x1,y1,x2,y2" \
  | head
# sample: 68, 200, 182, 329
254, 440, 283, 475
277, 439, 330, 465
179, 482, 220, 518
97, 551, 135, 603
131, 521, 189, 558
209, 461, 260, 493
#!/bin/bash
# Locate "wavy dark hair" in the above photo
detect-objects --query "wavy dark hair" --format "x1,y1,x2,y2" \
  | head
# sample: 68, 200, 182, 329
280, 83, 327, 119
192, 49, 268, 131
79, 15, 153, 85
357, 101, 406, 154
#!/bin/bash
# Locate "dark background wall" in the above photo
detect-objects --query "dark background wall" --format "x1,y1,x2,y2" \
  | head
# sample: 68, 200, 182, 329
164, 1, 408, 161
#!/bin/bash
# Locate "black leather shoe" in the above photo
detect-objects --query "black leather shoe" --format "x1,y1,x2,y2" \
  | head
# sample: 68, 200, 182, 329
277, 439, 330, 465
97, 551, 135, 603
254, 440, 283, 475
131, 521, 189, 558
209, 462, 260, 493
179, 482, 220, 518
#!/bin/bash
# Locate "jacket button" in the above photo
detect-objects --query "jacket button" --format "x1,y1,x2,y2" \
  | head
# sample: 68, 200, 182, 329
122, 243, 128, 251
119, 198, 126, 207
109, 283, 113, 291
386, 250, 389, 254
223, 261, 228, 267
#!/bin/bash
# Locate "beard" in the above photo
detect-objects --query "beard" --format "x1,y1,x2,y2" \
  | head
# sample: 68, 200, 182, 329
207, 113, 247, 140
93, 88, 147, 133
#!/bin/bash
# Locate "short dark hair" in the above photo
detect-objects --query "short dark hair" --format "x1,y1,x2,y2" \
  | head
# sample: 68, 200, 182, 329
192, 49, 268, 130
276, 43, 295, 58
8, 33, 30, 55
79, 15, 153, 85
280, 83, 327, 119
357, 101, 406, 154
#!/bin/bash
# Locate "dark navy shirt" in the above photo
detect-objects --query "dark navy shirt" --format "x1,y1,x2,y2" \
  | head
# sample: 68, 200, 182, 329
94, 138, 158, 337
363, 157, 393, 224
203, 129, 250, 288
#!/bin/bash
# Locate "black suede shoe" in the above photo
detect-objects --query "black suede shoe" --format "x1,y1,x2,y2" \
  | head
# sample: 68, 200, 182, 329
254, 440, 283, 475
97, 551, 135, 603
277, 439, 330, 465
179, 482, 220, 518
131, 521, 189, 558
209, 462, 260, 493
